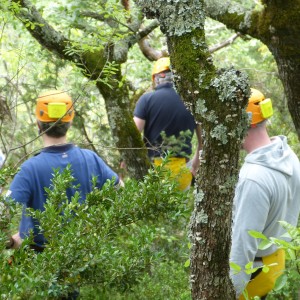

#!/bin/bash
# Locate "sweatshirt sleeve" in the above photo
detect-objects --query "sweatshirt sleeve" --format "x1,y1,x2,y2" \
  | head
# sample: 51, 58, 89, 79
230, 178, 270, 296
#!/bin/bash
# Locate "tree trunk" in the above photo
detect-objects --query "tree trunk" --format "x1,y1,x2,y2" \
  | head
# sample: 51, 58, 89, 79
6, 0, 150, 179
205, 0, 300, 140
259, 0, 300, 139
136, 1, 249, 299
96, 66, 150, 180
275, 57, 300, 137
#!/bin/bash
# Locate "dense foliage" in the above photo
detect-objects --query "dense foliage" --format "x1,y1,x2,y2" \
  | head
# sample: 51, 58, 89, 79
0, 0, 299, 299
0, 164, 191, 299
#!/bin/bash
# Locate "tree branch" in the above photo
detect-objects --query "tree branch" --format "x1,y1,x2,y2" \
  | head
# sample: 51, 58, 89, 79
75, 111, 99, 155
11, 0, 78, 62
127, 19, 161, 56
209, 32, 241, 53
204, 0, 261, 39
135, 20, 160, 41
81, 11, 135, 32
138, 38, 168, 61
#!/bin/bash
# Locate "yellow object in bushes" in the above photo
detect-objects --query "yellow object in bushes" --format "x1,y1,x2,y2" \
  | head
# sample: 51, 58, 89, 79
239, 249, 285, 300
153, 157, 192, 191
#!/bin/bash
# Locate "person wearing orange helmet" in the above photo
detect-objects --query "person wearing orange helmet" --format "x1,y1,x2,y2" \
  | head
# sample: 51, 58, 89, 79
133, 57, 202, 190
230, 88, 300, 299
6, 90, 121, 251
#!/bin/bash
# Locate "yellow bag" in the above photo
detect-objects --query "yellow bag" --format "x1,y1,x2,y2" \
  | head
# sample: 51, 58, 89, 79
153, 157, 192, 191
239, 249, 285, 300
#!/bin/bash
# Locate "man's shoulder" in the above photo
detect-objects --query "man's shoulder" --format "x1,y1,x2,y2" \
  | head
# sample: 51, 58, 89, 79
20, 153, 43, 168
74, 147, 96, 156
75, 147, 105, 163
239, 162, 271, 182
139, 90, 156, 101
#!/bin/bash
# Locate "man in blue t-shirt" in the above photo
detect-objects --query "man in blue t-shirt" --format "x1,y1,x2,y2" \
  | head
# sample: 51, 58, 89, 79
5, 90, 121, 249
133, 57, 202, 190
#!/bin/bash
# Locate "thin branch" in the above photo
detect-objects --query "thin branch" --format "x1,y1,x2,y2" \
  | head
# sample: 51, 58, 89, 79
112, 19, 160, 50
135, 20, 160, 41
209, 32, 241, 53
0, 17, 7, 42
138, 38, 168, 61
80, 11, 135, 32
75, 111, 99, 155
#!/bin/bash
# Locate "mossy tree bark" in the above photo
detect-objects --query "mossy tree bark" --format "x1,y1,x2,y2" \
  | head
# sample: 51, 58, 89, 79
6, 0, 150, 179
205, 0, 300, 140
136, 1, 249, 299
96, 67, 150, 180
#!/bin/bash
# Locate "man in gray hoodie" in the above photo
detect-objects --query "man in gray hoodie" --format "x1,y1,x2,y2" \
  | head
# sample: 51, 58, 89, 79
230, 88, 300, 299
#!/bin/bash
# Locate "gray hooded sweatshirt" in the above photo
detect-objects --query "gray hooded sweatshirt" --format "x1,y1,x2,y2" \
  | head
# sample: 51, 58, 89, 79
230, 135, 300, 296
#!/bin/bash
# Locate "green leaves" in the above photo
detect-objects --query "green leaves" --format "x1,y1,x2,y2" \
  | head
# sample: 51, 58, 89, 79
0, 164, 188, 298
248, 230, 267, 240
229, 261, 241, 274
247, 224, 300, 298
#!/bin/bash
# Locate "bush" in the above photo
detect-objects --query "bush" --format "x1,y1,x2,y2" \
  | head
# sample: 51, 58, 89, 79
0, 165, 190, 299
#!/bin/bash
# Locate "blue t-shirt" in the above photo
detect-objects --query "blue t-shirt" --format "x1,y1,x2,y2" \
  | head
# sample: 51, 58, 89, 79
134, 82, 196, 157
8, 143, 119, 246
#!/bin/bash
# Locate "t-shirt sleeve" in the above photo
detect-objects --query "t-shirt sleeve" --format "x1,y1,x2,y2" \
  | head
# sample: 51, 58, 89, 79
7, 164, 32, 205
94, 155, 119, 187
134, 95, 148, 120
101, 164, 119, 186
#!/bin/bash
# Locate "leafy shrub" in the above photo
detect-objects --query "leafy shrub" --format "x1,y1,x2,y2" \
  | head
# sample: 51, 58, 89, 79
0, 165, 190, 299
248, 222, 300, 300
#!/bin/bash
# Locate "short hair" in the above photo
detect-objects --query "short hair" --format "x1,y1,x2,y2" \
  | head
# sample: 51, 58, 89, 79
38, 120, 70, 138
154, 70, 173, 85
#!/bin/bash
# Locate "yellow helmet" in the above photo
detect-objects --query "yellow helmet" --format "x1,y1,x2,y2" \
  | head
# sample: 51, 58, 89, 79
247, 88, 273, 127
152, 57, 170, 81
36, 90, 75, 123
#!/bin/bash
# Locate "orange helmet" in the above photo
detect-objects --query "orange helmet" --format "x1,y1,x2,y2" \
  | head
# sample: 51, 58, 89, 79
152, 57, 170, 81
247, 88, 273, 126
35, 90, 75, 123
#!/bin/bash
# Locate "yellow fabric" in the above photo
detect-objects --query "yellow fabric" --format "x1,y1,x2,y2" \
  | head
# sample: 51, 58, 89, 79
153, 157, 192, 191
239, 249, 285, 300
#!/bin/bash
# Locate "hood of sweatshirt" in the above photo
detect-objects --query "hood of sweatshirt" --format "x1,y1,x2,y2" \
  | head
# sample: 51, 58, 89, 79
245, 135, 293, 176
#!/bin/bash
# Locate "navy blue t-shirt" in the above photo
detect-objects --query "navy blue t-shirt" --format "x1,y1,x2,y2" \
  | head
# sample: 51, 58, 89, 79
134, 82, 196, 157
8, 144, 119, 246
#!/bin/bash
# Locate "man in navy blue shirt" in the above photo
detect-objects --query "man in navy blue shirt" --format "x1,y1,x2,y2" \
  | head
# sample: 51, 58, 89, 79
6, 90, 121, 249
134, 57, 202, 190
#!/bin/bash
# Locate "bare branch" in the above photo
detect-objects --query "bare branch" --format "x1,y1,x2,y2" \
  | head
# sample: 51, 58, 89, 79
127, 19, 163, 59
209, 32, 241, 53
135, 20, 160, 40
75, 111, 99, 155
81, 11, 135, 32
138, 38, 168, 61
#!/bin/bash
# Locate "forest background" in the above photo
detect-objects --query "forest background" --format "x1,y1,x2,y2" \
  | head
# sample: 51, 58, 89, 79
0, 0, 300, 299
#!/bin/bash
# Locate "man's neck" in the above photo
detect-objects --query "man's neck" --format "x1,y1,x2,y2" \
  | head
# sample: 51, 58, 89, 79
243, 126, 272, 153
42, 135, 68, 147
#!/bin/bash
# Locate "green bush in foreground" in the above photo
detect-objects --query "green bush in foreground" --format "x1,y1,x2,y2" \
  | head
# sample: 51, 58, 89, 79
0, 165, 190, 299
246, 221, 300, 300
80, 260, 191, 300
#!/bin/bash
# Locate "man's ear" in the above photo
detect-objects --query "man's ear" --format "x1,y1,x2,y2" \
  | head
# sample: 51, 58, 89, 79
36, 120, 43, 135
67, 121, 72, 130
37, 121, 42, 135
